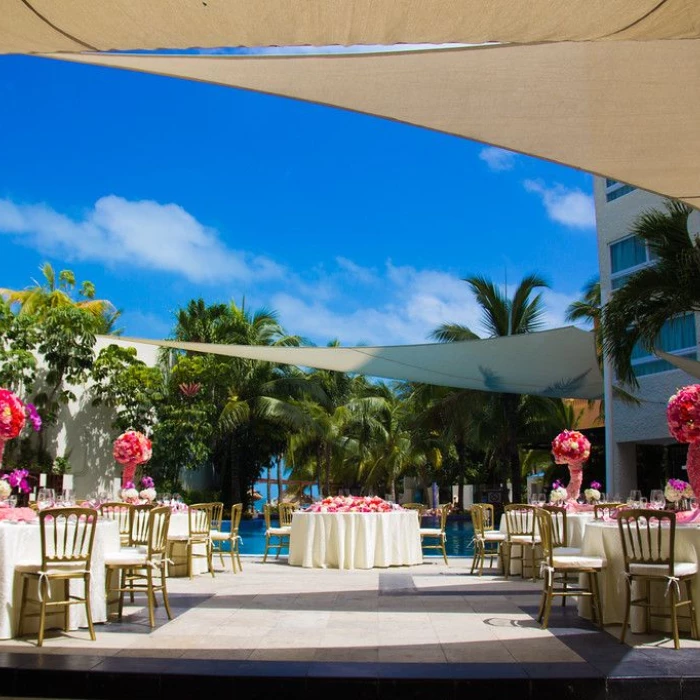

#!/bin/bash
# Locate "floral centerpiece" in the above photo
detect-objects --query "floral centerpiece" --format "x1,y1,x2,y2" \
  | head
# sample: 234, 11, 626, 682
549, 481, 568, 504
584, 481, 602, 503
664, 478, 694, 508
113, 430, 152, 487
667, 385, 700, 499
307, 495, 399, 513
120, 481, 140, 504
0, 389, 40, 469
551, 429, 591, 501
139, 476, 157, 503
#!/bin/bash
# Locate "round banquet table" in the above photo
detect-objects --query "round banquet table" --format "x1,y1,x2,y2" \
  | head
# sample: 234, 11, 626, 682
288, 511, 422, 569
0, 519, 120, 639
578, 520, 700, 633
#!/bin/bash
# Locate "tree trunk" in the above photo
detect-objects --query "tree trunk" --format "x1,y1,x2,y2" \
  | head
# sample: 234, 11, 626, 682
324, 442, 331, 497
316, 445, 323, 497
456, 439, 467, 510
503, 393, 522, 503
276, 455, 283, 502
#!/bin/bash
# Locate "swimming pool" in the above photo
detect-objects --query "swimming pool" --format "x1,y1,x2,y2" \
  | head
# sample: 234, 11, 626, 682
217, 517, 475, 557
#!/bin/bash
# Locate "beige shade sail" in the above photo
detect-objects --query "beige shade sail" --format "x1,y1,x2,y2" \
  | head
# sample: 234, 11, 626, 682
2, 1, 700, 54
104, 326, 603, 399
655, 350, 700, 382
49, 39, 700, 207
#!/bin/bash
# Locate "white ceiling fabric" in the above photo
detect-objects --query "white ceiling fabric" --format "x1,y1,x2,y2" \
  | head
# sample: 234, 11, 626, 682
108, 326, 604, 399
655, 351, 700, 382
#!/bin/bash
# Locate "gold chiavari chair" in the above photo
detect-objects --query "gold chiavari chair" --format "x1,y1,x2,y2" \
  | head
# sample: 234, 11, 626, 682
262, 503, 291, 562
419, 503, 451, 565
210, 503, 244, 573
167, 503, 215, 579
536, 508, 605, 629
402, 503, 427, 517
503, 504, 540, 580
618, 509, 698, 649
100, 502, 134, 546
278, 502, 296, 528
16, 507, 98, 646
480, 503, 497, 532
104, 506, 173, 628
470, 504, 506, 576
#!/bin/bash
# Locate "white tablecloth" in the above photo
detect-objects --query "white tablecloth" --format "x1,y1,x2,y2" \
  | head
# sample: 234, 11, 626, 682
288, 511, 422, 569
579, 521, 700, 632
0, 520, 120, 639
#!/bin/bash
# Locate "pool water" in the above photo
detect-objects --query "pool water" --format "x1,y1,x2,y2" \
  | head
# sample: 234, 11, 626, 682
217, 518, 475, 557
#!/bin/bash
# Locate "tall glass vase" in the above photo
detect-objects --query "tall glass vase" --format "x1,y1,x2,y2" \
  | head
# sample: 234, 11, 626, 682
686, 441, 700, 501
566, 461, 584, 501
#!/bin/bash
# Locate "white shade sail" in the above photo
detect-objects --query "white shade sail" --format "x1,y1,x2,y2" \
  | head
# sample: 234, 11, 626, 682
655, 351, 700, 382
106, 326, 604, 399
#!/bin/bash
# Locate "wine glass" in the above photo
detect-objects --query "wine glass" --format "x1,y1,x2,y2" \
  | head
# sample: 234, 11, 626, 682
650, 489, 665, 509
629, 490, 642, 507
37, 488, 54, 510
62, 489, 74, 506
7, 496, 17, 509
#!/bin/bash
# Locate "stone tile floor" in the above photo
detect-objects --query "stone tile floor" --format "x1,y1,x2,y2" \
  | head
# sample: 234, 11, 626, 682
0, 556, 696, 664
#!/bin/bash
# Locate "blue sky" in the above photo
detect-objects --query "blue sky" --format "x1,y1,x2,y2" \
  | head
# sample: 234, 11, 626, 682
0, 51, 599, 346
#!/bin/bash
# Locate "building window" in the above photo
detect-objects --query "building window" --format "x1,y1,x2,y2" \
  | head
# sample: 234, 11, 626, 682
610, 234, 655, 289
631, 314, 697, 377
605, 179, 636, 202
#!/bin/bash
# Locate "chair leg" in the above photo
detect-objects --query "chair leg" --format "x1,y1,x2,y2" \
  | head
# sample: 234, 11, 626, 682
147, 569, 156, 628
37, 577, 48, 647
84, 574, 96, 641
686, 579, 698, 639
118, 569, 125, 621
592, 572, 604, 627
542, 583, 554, 629
470, 542, 479, 575
502, 543, 510, 579
208, 540, 215, 578
587, 573, 597, 624
263, 535, 270, 563
161, 564, 173, 621
670, 582, 680, 650
620, 577, 632, 644
64, 579, 70, 631
236, 542, 243, 573
442, 537, 449, 566
187, 542, 193, 580
645, 579, 651, 633
537, 584, 547, 623
17, 576, 28, 638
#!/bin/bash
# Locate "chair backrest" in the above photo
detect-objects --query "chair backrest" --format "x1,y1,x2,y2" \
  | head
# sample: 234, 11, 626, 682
541, 505, 568, 548
130, 503, 156, 546
278, 502, 296, 527
402, 503, 426, 516
146, 506, 171, 559
436, 503, 451, 532
504, 504, 538, 540
210, 502, 224, 532
480, 503, 496, 530
535, 508, 555, 568
100, 502, 134, 542
263, 503, 274, 530
38, 507, 98, 569
594, 503, 625, 520
188, 503, 213, 537
617, 508, 676, 575
230, 503, 243, 535
470, 504, 486, 538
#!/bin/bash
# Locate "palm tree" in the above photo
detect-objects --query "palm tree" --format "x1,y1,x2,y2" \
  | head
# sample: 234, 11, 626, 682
432, 273, 549, 502
601, 201, 700, 385
0, 263, 118, 331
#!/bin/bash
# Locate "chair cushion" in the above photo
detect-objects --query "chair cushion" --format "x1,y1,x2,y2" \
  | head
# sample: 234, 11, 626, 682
419, 528, 444, 536
482, 532, 507, 542
210, 531, 230, 540
104, 547, 149, 567
551, 555, 606, 570
509, 535, 540, 544
15, 561, 88, 575
267, 527, 290, 536
629, 562, 698, 578
554, 546, 583, 556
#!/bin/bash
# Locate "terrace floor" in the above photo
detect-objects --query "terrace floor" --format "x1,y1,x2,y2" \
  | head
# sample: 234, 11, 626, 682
0, 557, 697, 699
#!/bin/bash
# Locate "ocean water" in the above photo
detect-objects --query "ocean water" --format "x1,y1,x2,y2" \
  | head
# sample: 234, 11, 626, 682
217, 517, 475, 557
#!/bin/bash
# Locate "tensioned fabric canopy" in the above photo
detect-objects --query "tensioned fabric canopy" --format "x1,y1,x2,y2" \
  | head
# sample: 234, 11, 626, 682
656, 350, 700, 382
3, 1, 700, 206
109, 326, 604, 399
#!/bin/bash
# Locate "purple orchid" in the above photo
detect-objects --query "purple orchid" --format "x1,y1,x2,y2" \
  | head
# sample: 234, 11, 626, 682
141, 476, 154, 489
7, 469, 31, 494
591, 481, 602, 490
25, 404, 41, 432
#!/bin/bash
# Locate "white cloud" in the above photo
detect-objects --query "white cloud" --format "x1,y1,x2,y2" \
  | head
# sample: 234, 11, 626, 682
523, 180, 596, 230
478, 146, 517, 172
335, 257, 379, 285
0, 196, 284, 284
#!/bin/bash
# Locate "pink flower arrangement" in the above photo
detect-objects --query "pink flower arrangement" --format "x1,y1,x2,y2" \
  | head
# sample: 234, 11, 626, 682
307, 495, 399, 513
5, 469, 31, 494
665, 478, 694, 503
667, 385, 700, 443
0, 389, 27, 441
113, 430, 152, 467
551, 430, 591, 465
